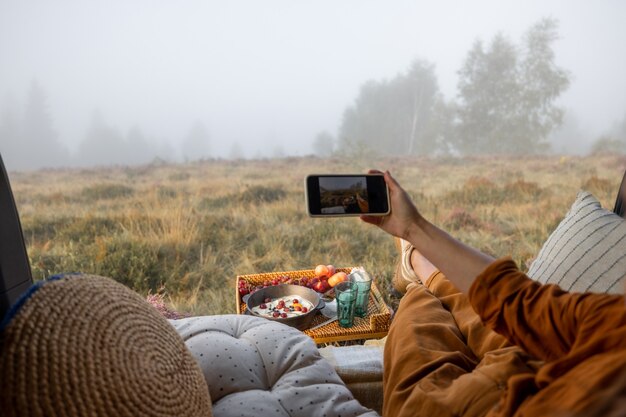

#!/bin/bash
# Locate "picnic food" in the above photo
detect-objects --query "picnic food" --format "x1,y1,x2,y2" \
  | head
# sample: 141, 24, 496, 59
328, 271, 348, 287
314, 264, 331, 277
243, 284, 324, 330
313, 279, 330, 293
238, 264, 339, 296
250, 296, 314, 318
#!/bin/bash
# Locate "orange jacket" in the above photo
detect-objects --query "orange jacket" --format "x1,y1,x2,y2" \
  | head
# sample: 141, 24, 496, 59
470, 259, 626, 416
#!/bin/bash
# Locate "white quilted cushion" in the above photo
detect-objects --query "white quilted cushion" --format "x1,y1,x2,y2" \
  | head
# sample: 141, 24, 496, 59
527, 190, 626, 293
171, 315, 379, 417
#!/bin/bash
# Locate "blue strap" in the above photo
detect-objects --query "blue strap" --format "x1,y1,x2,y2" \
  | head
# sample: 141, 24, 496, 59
0, 274, 80, 332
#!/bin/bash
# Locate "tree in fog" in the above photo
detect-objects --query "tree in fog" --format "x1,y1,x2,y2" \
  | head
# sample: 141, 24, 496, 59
126, 126, 154, 165
229, 141, 244, 160
155, 141, 177, 163
550, 109, 590, 155
590, 114, 626, 155
427, 98, 456, 155
21, 81, 70, 168
590, 135, 626, 155
0, 82, 70, 170
455, 18, 570, 155
312, 131, 335, 157
337, 60, 449, 156
611, 115, 626, 144
181, 121, 210, 161
77, 111, 127, 166
402, 60, 447, 155
77, 112, 168, 166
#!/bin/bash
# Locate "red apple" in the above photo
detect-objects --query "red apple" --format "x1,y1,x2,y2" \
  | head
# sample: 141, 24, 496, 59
313, 280, 330, 293
315, 264, 331, 277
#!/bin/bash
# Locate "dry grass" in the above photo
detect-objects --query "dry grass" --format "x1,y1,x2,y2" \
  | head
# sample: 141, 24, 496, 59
10, 154, 626, 316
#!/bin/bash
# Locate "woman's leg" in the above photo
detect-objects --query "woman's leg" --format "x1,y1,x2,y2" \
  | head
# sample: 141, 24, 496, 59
384, 244, 541, 417
383, 245, 538, 417
408, 244, 511, 359
426, 269, 511, 358
384, 284, 505, 417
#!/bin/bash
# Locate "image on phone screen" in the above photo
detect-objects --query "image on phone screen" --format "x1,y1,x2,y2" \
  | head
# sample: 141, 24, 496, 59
319, 176, 368, 214
305, 174, 389, 217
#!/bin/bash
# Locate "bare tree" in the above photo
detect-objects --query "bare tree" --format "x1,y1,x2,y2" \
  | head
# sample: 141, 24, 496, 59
312, 131, 335, 157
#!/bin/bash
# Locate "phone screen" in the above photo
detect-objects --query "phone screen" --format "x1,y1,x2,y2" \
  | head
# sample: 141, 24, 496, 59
305, 174, 390, 217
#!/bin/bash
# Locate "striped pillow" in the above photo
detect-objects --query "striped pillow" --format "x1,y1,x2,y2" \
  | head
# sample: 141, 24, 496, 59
527, 191, 626, 294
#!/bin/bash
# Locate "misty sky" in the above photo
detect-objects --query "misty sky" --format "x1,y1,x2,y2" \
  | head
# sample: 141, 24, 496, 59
1, 0, 625, 159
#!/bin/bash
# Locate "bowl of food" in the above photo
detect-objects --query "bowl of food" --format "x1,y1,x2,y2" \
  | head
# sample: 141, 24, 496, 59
242, 284, 325, 330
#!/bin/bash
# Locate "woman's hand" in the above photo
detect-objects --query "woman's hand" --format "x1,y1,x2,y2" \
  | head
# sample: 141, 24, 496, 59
360, 170, 422, 241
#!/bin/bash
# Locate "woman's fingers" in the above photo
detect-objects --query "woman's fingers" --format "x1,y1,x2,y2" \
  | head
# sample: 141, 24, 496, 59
360, 215, 383, 226
383, 170, 401, 192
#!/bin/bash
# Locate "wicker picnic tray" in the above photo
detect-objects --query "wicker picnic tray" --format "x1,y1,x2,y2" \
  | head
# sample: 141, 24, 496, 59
235, 267, 391, 344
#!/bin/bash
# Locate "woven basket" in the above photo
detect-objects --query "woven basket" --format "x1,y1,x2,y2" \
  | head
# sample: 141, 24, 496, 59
235, 268, 391, 344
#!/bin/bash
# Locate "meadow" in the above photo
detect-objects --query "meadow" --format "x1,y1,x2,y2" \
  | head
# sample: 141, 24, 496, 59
10, 154, 626, 316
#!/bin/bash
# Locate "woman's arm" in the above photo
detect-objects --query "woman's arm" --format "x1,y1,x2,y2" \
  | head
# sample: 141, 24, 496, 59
360, 170, 494, 293
470, 259, 625, 360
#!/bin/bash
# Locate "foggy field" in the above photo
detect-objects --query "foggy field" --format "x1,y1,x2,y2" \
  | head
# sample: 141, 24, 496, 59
10, 155, 625, 315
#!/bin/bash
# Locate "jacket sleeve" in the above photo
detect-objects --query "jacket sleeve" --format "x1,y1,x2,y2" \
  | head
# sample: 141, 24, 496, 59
468, 258, 623, 362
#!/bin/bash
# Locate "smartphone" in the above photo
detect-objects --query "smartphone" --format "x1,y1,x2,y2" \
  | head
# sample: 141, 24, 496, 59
305, 174, 390, 217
